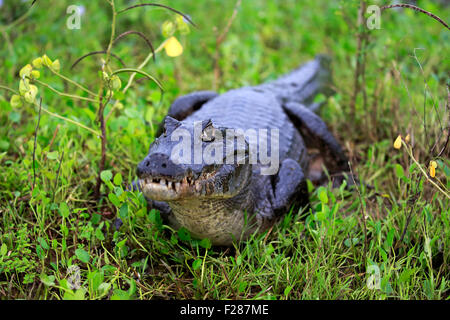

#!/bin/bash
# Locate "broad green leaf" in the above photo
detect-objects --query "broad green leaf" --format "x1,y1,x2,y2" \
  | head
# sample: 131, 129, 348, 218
0, 243, 7, 256
47, 151, 59, 160
395, 164, 405, 179
40, 274, 56, 286
113, 173, 123, 186
59, 203, 70, 218
108, 193, 120, 207
75, 248, 90, 263
100, 170, 113, 182
178, 227, 191, 241
119, 203, 128, 219
199, 238, 211, 249
192, 259, 202, 270
318, 187, 328, 204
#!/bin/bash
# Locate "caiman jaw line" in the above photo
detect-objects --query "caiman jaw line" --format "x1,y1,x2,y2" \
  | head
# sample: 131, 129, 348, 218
139, 175, 204, 194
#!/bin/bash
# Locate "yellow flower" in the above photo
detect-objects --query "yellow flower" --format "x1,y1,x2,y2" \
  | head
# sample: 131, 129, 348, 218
51, 59, 60, 73
405, 134, 410, 143
19, 79, 30, 94
429, 160, 437, 178
164, 36, 183, 57
19, 64, 33, 78
175, 15, 190, 35
31, 70, 40, 79
110, 75, 121, 90
161, 20, 175, 38
114, 101, 124, 110
24, 85, 38, 103
393, 135, 402, 149
32, 57, 43, 69
10, 95, 22, 108
42, 54, 53, 67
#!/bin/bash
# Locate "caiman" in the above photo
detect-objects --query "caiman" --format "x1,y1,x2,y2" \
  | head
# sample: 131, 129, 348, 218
135, 55, 349, 245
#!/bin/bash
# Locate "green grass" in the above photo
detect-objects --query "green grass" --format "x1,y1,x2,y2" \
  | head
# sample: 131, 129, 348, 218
0, 0, 449, 299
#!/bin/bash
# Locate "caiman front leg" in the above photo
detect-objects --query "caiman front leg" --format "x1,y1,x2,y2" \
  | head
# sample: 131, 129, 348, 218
272, 158, 309, 215
282, 102, 361, 188
283, 102, 349, 172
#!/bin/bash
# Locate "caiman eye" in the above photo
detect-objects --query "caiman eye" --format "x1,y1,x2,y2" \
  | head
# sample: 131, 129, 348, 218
201, 125, 215, 142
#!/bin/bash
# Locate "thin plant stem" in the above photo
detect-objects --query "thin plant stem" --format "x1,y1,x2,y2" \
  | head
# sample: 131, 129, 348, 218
1, 84, 100, 136
402, 141, 450, 199
122, 39, 168, 93
49, 69, 99, 97
381, 4, 449, 30
32, 98, 42, 191
0, 84, 18, 95
94, 0, 116, 199
38, 104, 101, 136
33, 79, 98, 103
52, 150, 64, 204
105, 0, 117, 66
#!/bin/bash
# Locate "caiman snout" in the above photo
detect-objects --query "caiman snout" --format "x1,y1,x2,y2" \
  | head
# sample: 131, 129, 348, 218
137, 153, 185, 178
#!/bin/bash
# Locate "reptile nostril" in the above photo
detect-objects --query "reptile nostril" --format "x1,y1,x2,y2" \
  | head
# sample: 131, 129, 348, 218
145, 161, 150, 167
161, 163, 167, 168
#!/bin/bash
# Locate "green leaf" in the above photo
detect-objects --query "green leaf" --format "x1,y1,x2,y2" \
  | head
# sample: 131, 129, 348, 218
284, 285, 293, 296
399, 268, 415, 283
192, 259, 202, 270
315, 208, 327, 221
108, 193, 121, 207
344, 238, 359, 247
59, 203, 70, 218
113, 173, 123, 186
384, 228, 395, 250
64, 288, 86, 300
36, 244, 45, 259
9, 111, 21, 123
119, 203, 128, 219
395, 164, 405, 179
379, 247, 388, 262
75, 248, 90, 263
88, 270, 104, 292
40, 274, 56, 286
0, 140, 9, 150
199, 238, 212, 249
47, 151, 59, 160
38, 237, 49, 250
238, 281, 248, 293
170, 234, 178, 245
100, 170, 113, 182
116, 238, 127, 248
0, 243, 7, 256
95, 227, 105, 241
318, 187, 328, 204
178, 227, 191, 241
97, 283, 111, 297
111, 289, 130, 300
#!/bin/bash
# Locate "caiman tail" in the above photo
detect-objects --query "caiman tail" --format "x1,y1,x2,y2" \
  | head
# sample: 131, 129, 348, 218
256, 55, 333, 112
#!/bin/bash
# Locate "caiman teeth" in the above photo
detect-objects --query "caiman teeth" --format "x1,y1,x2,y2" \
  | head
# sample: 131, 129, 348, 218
140, 173, 213, 194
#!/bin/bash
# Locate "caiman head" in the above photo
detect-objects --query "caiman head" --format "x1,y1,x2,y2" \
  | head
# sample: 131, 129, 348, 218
137, 116, 252, 201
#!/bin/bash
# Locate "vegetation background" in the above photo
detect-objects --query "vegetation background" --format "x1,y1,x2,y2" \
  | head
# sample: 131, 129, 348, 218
0, 0, 449, 299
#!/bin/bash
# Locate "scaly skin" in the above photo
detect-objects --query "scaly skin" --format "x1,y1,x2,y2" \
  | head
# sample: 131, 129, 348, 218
136, 55, 347, 245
